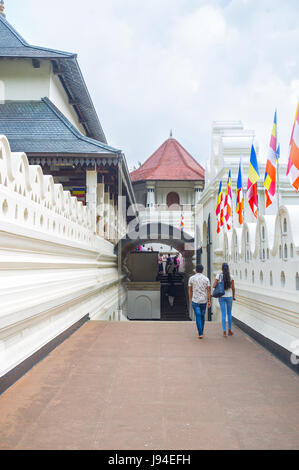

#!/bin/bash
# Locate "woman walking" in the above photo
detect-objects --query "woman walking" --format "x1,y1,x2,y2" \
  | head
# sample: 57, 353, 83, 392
213, 263, 235, 337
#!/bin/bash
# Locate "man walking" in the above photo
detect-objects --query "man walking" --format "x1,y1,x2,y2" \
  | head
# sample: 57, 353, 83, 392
188, 265, 211, 339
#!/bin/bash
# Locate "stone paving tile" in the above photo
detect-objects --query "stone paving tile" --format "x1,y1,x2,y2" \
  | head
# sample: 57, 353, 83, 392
0, 321, 298, 450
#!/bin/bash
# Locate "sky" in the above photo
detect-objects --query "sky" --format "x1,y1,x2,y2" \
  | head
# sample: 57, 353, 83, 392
5, 0, 299, 170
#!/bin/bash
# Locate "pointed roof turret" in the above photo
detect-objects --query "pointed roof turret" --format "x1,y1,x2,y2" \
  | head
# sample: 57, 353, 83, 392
130, 136, 205, 182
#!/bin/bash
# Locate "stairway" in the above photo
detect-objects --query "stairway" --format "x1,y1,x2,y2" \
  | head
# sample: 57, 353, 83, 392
159, 273, 191, 321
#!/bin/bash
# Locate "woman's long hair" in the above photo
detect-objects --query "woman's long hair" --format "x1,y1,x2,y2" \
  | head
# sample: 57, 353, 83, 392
222, 263, 232, 290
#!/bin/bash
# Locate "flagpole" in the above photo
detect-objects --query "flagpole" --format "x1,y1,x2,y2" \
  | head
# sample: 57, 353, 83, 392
241, 155, 246, 225
276, 110, 283, 241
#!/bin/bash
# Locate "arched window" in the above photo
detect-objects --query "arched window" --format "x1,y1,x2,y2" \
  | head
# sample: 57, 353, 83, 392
252, 270, 255, 284
245, 268, 248, 280
261, 225, 265, 241
270, 271, 273, 286
166, 192, 180, 209
281, 271, 286, 288
260, 271, 263, 284
296, 273, 299, 291
290, 244, 294, 258
284, 244, 288, 259
283, 218, 287, 233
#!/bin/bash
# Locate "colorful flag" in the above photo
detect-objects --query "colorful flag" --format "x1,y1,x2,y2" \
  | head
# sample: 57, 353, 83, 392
286, 102, 299, 191
247, 144, 260, 218
236, 160, 244, 225
264, 111, 278, 208
216, 181, 224, 234
224, 170, 232, 230
180, 213, 184, 231
276, 143, 280, 159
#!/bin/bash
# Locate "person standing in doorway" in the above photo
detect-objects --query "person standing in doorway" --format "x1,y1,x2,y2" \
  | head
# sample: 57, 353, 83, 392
158, 253, 164, 274
188, 265, 211, 339
213, 263, 235, 337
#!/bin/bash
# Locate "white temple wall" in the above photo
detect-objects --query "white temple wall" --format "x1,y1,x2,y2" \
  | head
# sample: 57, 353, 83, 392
197, 120, 299, 354
0, 135, 126, 379
0, 58, 86, 135
49, 73, 87, 135
227, 206, 299, 354
0, 58, 50, 101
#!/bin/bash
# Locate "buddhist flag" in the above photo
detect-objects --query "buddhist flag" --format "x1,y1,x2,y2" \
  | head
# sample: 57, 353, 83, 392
224, 170, 232, 230
216, 181, 224, 234
236, 160, 244, 225
247, 144, 260, 218
180, 213, 184, 231
264, 111, 278, 208
286, 102, 299, 191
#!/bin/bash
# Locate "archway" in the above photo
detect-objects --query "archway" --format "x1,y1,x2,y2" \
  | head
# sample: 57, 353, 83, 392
115, 222, 196, 321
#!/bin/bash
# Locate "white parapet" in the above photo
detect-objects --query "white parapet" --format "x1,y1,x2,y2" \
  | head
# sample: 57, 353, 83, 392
0, 135, 125, 379
223, 206, 299, 354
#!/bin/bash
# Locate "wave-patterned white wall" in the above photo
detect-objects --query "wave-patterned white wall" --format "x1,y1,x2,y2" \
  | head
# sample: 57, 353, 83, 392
0, 135, 126, 379
222, 206, 299, 353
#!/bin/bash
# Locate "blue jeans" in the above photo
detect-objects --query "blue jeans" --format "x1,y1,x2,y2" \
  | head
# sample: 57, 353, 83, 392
218, 297, 233, 332
192, 302, 207, 336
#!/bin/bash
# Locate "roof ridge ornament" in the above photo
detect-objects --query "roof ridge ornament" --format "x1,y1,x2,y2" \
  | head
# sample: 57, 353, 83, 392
170, 129, 173, 138
0, 1, 5, 18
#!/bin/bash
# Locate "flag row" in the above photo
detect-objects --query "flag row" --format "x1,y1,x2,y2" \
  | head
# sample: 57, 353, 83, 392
216, 103, 299, 233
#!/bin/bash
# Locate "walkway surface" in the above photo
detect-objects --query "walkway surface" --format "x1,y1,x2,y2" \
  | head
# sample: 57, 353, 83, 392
0, 321, 298, 450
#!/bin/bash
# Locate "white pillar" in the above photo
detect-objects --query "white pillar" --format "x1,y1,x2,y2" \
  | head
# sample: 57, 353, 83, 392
194, 182, 202, 205
97, 181, 105, 236
146, 182, 155, 208
86, 170, 97, 232
104, 190, 110, 239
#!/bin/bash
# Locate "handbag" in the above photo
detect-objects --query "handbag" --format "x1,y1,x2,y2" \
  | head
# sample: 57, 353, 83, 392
212, 274, 225, 298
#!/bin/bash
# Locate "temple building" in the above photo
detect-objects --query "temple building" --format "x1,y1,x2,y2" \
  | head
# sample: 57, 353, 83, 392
0, 10, 135, 240
130, 132, 205, 242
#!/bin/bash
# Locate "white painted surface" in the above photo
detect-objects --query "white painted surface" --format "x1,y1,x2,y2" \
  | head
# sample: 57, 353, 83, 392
126, 283, 160, 320
0, 135, 126, 378
196, 121, 299, 354
0, 58, 86, 134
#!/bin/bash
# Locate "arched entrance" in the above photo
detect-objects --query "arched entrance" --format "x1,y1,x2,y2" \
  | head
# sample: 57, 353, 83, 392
115, 222, 195, 321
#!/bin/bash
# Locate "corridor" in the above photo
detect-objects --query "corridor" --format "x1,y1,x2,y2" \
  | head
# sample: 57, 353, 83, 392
0, 321, 298, 450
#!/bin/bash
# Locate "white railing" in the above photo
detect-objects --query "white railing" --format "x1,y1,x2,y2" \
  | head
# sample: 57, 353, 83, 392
138, 207, 195, 236
220, 206, 299, 354
0, 135, 127, 380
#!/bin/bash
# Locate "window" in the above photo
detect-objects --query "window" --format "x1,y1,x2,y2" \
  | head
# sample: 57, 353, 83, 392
296, 273, 299, 291
283, 218, 287, 233
281, 271, 286, 288
260, 271, 264, 284
284, 244, 288, 259
252, 270, 255, 284
290, 244, 294, 258
270, 271, 273, 286
166, 192, 180, 208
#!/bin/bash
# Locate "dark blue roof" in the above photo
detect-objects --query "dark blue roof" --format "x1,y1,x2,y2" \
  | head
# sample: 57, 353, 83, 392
0, 98, 120, 156
0, 15, 107, 143
0, 14, 75, 58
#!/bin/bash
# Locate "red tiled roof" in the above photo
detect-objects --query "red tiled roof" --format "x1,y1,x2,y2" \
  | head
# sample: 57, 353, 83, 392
130, 137, 205, 182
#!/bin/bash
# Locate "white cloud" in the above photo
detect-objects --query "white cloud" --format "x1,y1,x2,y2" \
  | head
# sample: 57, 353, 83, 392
5, 0, 299, 169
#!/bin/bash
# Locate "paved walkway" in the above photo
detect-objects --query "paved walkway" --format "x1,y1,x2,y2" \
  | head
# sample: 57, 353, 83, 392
0, 321, 298, 450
